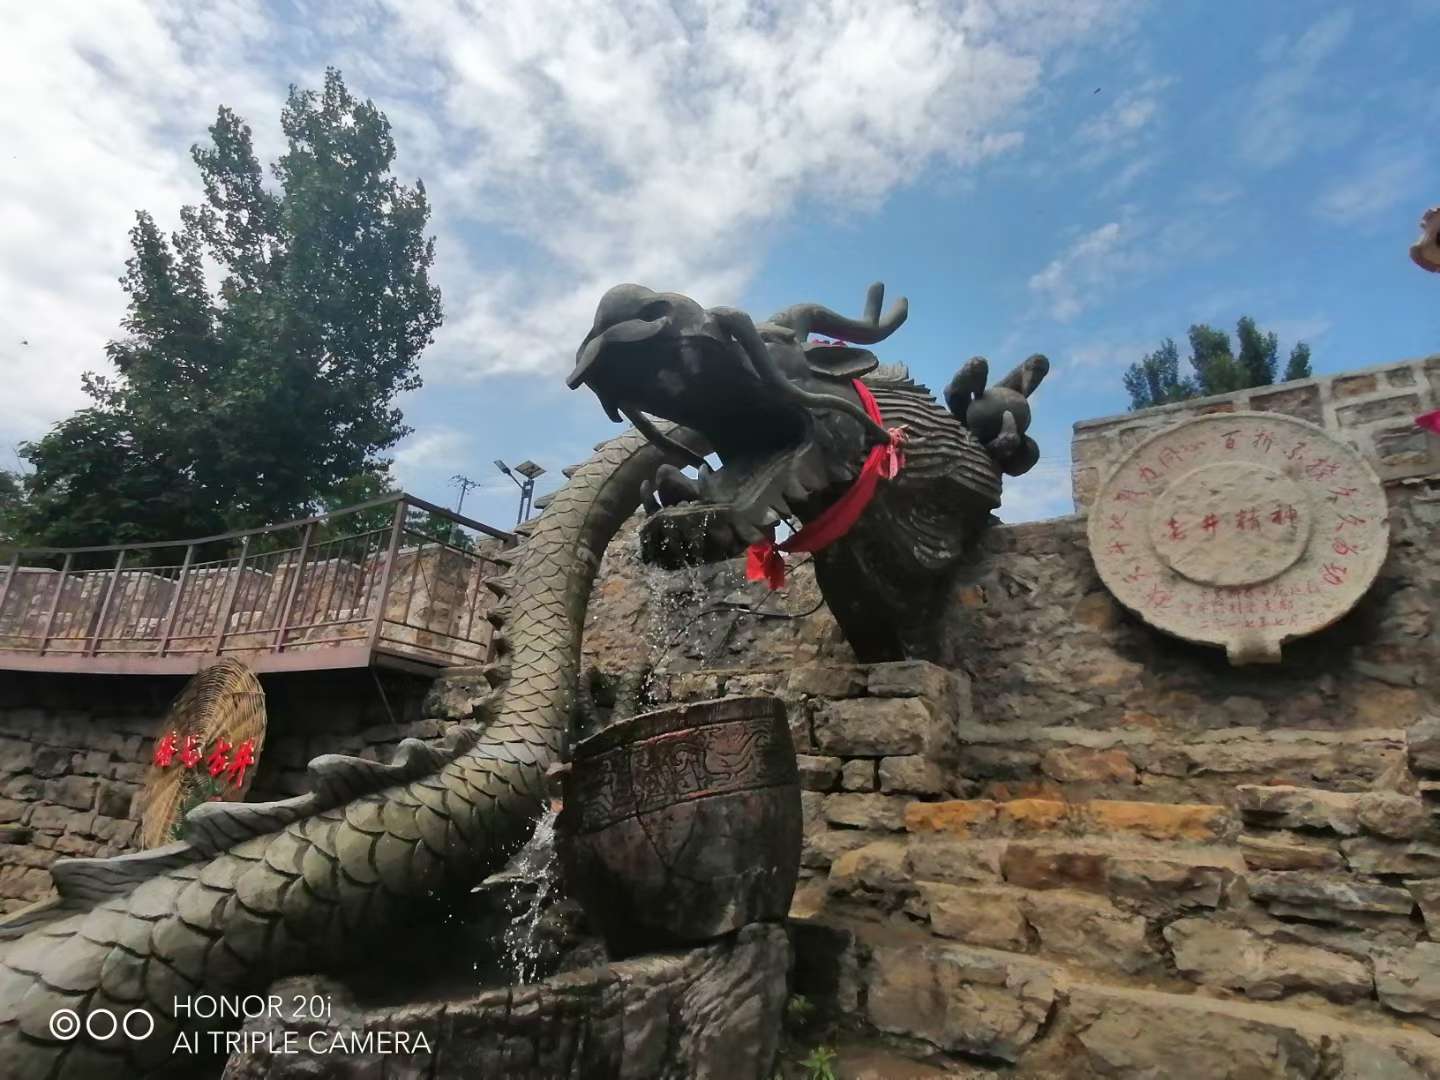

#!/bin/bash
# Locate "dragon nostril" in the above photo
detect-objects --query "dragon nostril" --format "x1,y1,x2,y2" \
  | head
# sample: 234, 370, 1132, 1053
638, 301, 669, 322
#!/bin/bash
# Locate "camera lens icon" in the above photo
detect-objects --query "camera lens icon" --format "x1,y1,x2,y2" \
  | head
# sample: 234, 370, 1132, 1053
47, 1007, 155, 1042
47, 1009, 81, 1040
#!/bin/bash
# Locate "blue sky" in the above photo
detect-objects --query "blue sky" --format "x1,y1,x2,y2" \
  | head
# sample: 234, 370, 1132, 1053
4, 1, 1438, 530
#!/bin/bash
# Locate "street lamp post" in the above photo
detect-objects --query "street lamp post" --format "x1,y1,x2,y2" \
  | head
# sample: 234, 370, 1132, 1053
494, 459, 546, 525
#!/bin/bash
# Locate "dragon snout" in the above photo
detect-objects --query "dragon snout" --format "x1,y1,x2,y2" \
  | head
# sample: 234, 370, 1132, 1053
568, 285, 710, 392
568, 314, 672, 390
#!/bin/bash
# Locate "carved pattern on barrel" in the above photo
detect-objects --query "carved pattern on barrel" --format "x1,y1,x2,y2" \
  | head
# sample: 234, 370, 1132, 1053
558, 696, 802, 955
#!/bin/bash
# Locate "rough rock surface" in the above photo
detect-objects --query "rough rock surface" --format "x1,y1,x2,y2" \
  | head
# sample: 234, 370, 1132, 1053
223, 924, 790, 1080
585, 483, 1439, 810
0, 668, 438, 913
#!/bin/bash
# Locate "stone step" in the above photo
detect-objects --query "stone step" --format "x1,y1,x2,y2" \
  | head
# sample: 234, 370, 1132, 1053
1066, 978, 1440, 1078
794, 925, 1440, 1077
956, 723, 1409, 805
903, 796, 1239, 845
827, 835, 1244, 921
1237, 784, 1429, 840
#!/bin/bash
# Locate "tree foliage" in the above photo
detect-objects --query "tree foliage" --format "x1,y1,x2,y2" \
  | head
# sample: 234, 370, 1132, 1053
1121, 339, 1195, 410
8, 69, 442, 548
1285, 342, 1313, 382
1123, 317, 1312, 411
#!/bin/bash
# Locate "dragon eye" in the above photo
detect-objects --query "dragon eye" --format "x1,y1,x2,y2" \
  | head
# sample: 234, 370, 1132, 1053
638, 301, 670, 322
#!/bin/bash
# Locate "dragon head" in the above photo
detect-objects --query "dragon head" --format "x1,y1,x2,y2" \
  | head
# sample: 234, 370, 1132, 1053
569, 283, 920, 564
569, 282, 1046, 575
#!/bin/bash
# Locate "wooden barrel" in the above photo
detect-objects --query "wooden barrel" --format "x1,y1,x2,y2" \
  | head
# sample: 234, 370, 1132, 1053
557, 695, 801, 956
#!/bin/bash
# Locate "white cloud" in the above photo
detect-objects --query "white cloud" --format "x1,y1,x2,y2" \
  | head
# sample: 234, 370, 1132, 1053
1238, 8, 1356, 169
1073, 77, 1171, 171
0, 0, 1140, 458
1026, 220, 1134, 321
1312, 149, 1427, 225
995, 459, 1076, 522
359, 0, 1140, 382
1025, 200, 1249, 325
0, 0, 288, 457
1265, 316, 1332, 347
1067, 338, 1156, 371
391, 427, 474, 487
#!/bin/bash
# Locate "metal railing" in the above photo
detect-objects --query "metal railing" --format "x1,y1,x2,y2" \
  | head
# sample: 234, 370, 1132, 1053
0, 495, 514, 675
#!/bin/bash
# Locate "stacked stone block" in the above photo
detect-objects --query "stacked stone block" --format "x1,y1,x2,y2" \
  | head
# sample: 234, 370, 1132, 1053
646, 660, 1440, 1076
0, 702, 149, 913
0, 669, 435, 914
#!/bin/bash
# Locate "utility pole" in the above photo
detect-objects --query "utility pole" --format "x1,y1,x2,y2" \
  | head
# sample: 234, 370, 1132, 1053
445, 474, 482, 547
450, 474, 481, 516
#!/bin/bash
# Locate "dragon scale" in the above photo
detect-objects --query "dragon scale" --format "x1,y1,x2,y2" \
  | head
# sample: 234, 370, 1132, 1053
0, 428, 678, 1079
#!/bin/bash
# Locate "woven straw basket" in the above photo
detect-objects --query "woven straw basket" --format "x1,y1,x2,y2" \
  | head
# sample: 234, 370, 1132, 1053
137, 658, 267, 848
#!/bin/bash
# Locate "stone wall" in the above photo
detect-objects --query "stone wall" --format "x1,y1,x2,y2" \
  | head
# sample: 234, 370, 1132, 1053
0, 668, 435, 914
585, 455, 1440, 1073
581, 522, 847, 682
644, 659, 1440, 1075
1071, 355, 1440, 512
938, 477, 1439, 803
587, 478, 1437, 740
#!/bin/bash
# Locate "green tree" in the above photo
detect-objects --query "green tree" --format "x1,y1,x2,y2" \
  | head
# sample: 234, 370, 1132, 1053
1285, 342, 1313, 381
1186, 323, 1246, 396
10, 68, 442, 548
1121, 338, 1197, 410
1235, 316, 1279, 387
0, 470, 22, 546
1121, 317, 1312, 411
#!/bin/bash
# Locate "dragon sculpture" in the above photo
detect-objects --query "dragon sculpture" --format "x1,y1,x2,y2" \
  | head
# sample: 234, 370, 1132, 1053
0, 284, 1043, 1078
570, 281, 1047, 661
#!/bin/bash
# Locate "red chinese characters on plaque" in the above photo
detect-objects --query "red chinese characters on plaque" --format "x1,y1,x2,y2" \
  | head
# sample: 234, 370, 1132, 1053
1087, 412, 1388, 665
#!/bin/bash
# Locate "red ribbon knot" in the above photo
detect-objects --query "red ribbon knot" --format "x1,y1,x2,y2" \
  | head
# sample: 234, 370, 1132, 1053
744, 379, 904, 590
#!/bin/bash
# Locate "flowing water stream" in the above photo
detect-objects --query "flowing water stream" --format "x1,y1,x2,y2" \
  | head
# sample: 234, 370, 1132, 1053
487, 513, 741, 986
497, 804, 561, 984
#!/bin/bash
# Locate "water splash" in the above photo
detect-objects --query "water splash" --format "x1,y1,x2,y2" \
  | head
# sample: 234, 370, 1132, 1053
633, 523, 712, 699
499, 805, 560, 984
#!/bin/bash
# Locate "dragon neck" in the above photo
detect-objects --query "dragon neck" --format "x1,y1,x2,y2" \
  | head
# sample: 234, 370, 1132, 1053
478, 427, 682, 786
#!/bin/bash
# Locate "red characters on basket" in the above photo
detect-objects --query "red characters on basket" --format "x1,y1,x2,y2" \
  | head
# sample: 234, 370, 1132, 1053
150, 730, 257, 790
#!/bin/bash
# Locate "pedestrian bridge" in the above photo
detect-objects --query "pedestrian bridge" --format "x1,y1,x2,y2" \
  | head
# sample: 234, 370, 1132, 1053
0, 495, 513, 676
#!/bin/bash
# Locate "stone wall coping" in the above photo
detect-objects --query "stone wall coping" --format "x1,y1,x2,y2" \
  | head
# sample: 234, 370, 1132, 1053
1071, 353, 1439, 434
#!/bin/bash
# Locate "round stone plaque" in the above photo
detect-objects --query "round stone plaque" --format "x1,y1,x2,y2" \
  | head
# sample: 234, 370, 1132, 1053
1088, 412, 1389, 664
